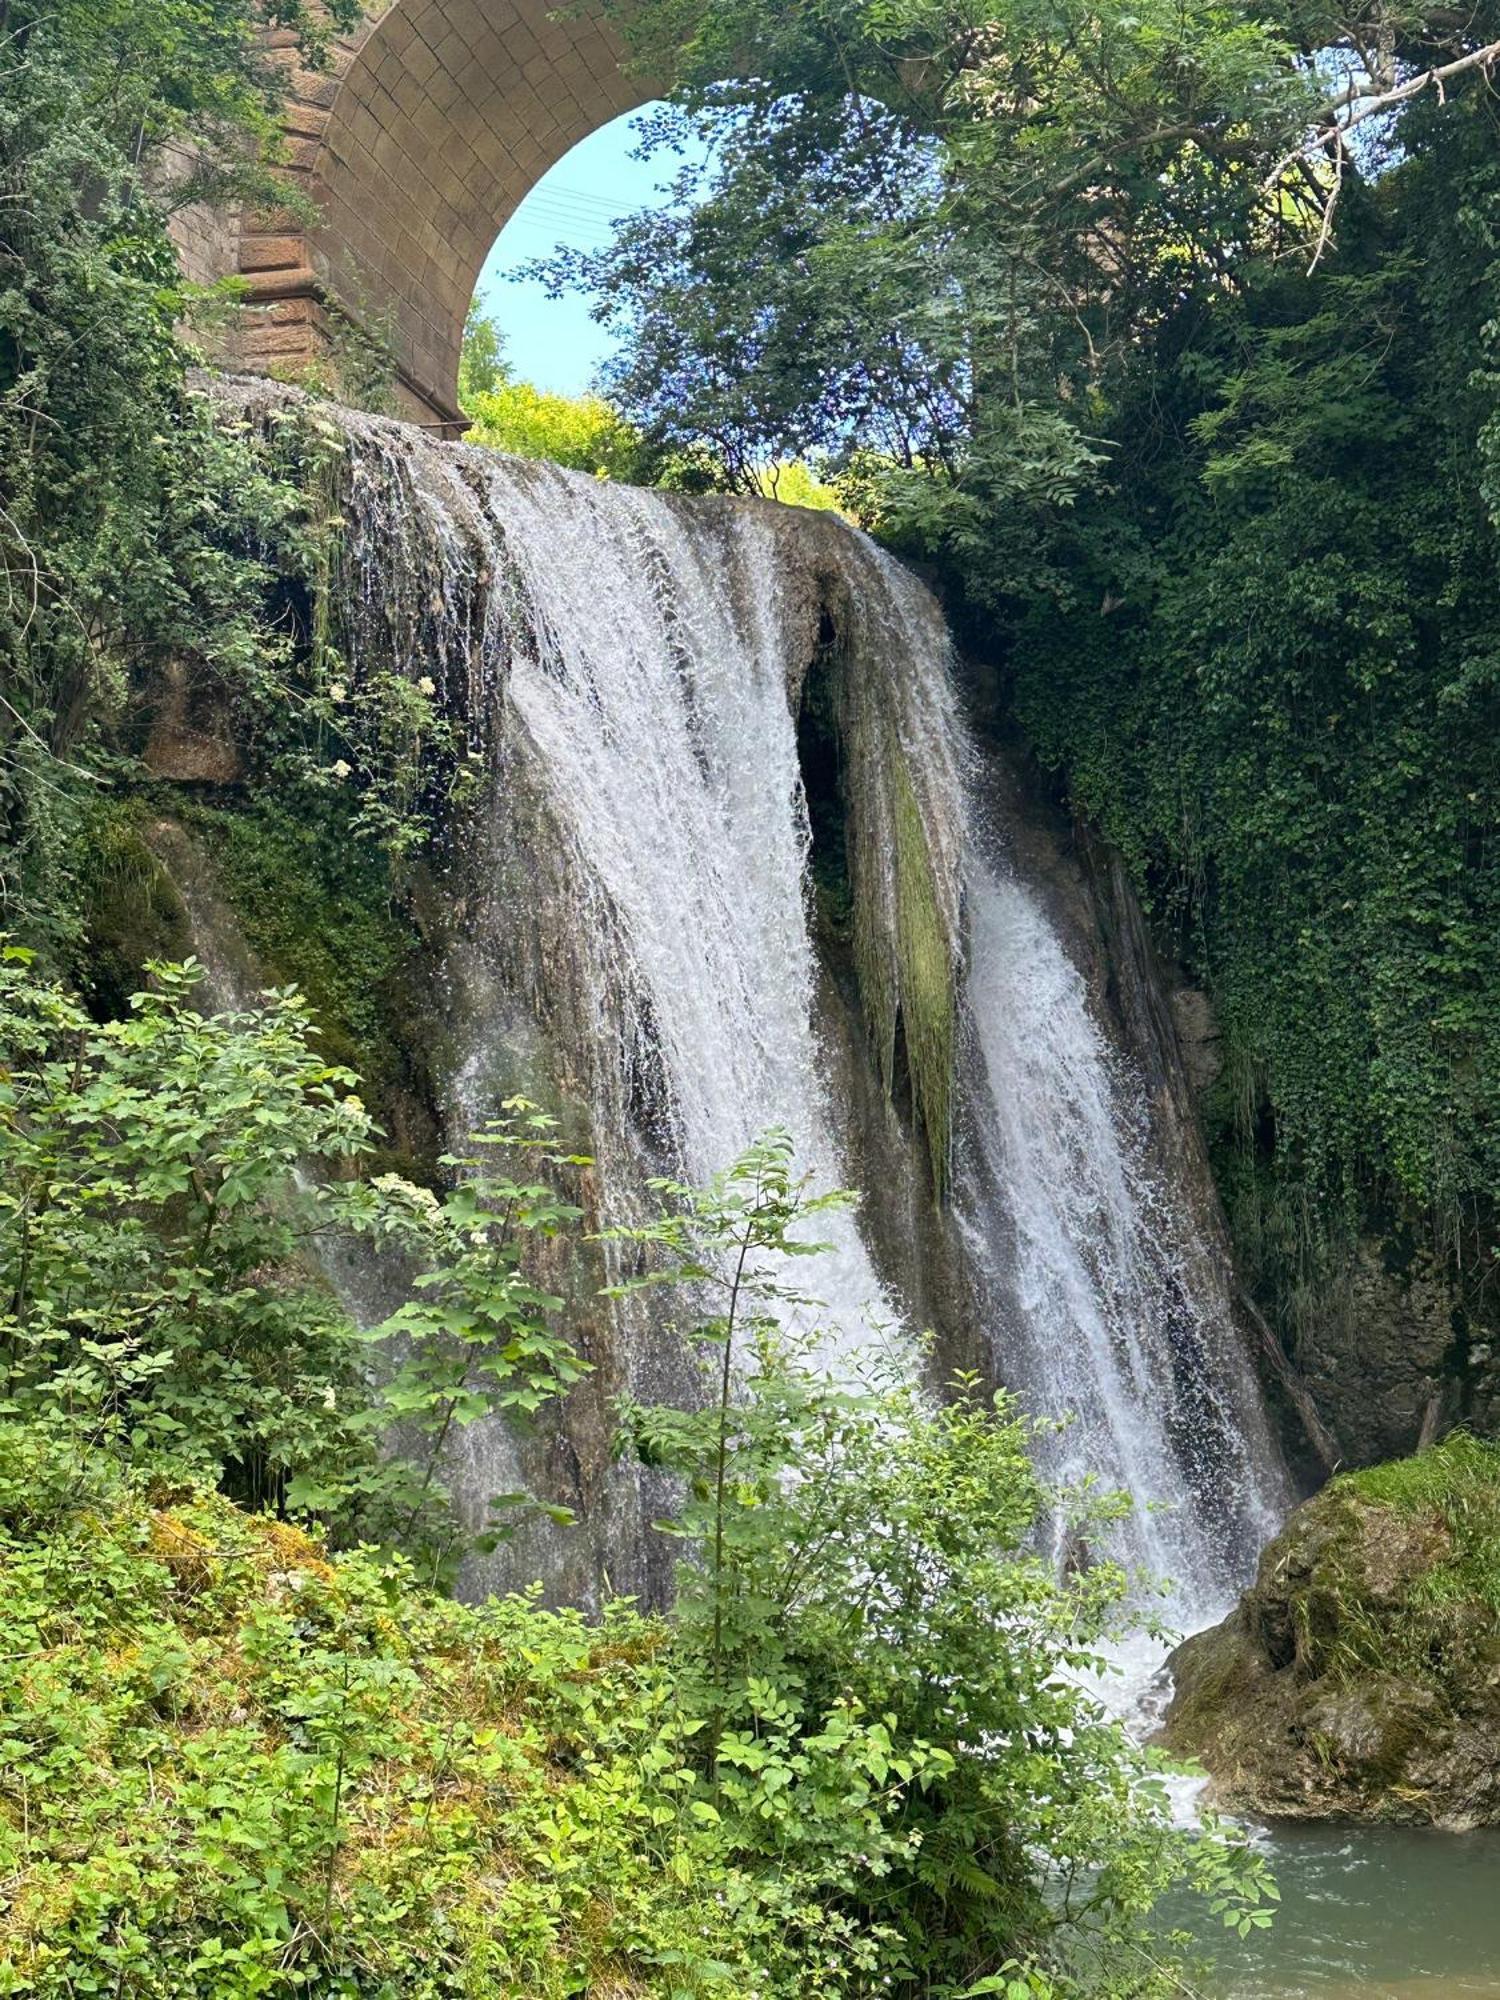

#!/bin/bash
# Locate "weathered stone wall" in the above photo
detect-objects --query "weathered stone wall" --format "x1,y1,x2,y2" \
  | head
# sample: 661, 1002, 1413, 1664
171, 1, 648, 423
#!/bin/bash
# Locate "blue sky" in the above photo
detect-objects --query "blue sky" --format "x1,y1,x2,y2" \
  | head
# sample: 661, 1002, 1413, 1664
473, 108, 700, 397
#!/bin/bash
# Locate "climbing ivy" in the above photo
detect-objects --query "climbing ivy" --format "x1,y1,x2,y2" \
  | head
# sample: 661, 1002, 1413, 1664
1007, 90, 1500, 1321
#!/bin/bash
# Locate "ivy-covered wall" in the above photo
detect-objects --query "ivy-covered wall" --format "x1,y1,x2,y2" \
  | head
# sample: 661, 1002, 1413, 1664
997, 91, 1500, 1455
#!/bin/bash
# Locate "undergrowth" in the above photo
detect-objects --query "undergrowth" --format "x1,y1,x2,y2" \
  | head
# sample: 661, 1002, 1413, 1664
0, 1430, 725, 2000
0, 958, 1276, 1994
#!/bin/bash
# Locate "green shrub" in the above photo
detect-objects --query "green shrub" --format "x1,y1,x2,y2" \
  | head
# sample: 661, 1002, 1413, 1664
465, 379, 655, 481
0, 1379, 1271, 2000
0, 1434, 739, 2000
609, 1136, 1277, 1993
0, 950, 584, 1569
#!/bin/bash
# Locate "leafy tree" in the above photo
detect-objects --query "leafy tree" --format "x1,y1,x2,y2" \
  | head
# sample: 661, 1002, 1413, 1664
532, 0, 1339, 514
465, 375, 659, 481
457, 302, 655, 473
0, 949, 585, 1566
565, 0, 1499, 515
457, 302, 511, 405
458, 298, 846, 501
611, 1133, 1276, 1996
0, 946, 378, 1507
0, 0, 459, 949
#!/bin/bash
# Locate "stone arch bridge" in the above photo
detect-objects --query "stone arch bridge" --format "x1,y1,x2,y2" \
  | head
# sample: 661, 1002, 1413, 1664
179, 2, 648, 426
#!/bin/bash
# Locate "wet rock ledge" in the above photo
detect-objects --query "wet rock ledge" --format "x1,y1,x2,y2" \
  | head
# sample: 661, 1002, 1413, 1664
1162, 1434, 1500, 1829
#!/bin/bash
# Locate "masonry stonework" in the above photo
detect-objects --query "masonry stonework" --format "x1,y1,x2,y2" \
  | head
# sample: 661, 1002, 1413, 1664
174, 1, 648, 424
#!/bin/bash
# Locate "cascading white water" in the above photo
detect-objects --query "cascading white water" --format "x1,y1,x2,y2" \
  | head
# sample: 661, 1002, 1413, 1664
960, 861, 1283, 1619
226, 383, 1284, 1616
464, 452, 1282, 1613
464, 460, 926, 1372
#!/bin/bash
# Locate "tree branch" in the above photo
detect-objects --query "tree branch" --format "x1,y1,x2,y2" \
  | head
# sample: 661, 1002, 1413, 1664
1268, 33, 1500, 194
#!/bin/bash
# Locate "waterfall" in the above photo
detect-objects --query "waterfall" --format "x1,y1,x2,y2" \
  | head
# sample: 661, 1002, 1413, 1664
475, 465, 901, 1372
960, 862, 1283, 1615
219, 384, 1284, 1611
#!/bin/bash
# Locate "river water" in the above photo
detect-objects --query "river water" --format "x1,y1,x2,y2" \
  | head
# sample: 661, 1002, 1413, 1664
1183, 1823, 1500, 1997
1102, 1620, 1500, 1997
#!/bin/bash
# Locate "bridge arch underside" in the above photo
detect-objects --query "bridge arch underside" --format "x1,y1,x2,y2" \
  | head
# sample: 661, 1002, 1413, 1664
235, 1, 649, 424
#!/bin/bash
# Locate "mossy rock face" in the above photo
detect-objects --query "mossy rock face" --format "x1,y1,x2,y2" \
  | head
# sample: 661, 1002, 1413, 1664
1163, 1435, 1500, 1827
69, 800, 194, 1018
164, 798, 443, 1175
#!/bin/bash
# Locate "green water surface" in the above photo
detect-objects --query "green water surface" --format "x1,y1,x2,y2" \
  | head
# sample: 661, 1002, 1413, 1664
1190, 1824, 1500, 1997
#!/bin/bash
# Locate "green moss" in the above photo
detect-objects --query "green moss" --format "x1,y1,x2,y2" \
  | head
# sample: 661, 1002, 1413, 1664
1340, 1433, 1500, 1614
889, 754, 955, 1195
69, 798, 192, 1016
179, 797, 423, 1114
805, 621, 958, 1200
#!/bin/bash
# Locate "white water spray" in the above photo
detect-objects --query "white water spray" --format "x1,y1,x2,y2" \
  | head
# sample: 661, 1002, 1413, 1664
961, 863, 1283, 1619
465, 461, 922, 1371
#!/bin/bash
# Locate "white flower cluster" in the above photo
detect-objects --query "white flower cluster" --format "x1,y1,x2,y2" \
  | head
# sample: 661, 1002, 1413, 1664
372, 1171, 440, 1215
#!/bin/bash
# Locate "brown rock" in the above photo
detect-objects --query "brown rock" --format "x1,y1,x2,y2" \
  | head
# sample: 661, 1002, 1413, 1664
1162, 1444, 1500, 1828
142, 661, 244, 785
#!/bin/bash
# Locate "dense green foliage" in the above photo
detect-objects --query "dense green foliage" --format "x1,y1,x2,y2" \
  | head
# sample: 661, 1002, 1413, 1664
548, 0, 1318, 498
467, 377, 658, 483
0, 0, 345, 925
0, 948, 587, 1570
0, 0, 467, 974
0, 1013, 1274, 1996
0, 1403, 1274, 1999
0, 1444, 717, 1998
0, 947, 377, 1511
554, 0, 1500, 1344
1009, 94, 1500, 1327
457, 305, 658, 477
